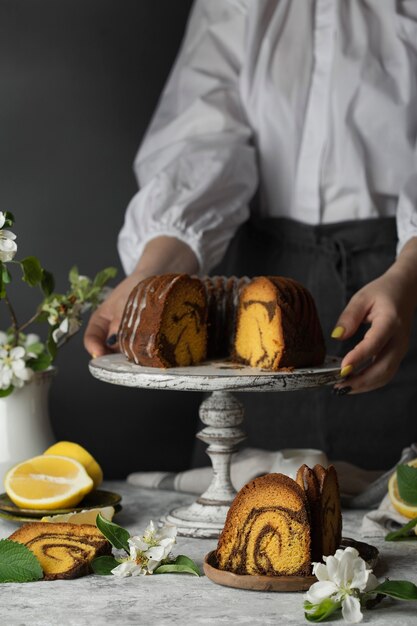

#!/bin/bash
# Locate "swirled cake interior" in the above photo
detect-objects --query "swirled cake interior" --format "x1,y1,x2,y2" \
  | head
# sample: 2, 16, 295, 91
234, 276, 325, 369
9, 522, 111, 580
216, 474, 312, 576
216, 466, 342, 577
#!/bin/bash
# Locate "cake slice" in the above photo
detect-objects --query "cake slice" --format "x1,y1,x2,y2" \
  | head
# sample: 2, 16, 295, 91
233, 276, 326, 369
216, 473, 311, 576
296, 464, 342, 561
118, 274, 208, 367
296, 464, 323, 562
9, 522, 111, 580
312, 465, 342, 557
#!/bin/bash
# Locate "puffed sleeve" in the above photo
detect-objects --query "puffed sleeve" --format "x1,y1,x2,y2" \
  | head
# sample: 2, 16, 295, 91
118, 0, 257, 275
397, 147, 417, 255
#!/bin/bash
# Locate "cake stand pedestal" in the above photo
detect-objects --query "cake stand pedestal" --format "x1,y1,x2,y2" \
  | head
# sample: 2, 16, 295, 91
89, 354, 340, 538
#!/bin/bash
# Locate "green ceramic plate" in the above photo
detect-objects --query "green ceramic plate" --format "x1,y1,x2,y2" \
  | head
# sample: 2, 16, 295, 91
0, 489, 122, 518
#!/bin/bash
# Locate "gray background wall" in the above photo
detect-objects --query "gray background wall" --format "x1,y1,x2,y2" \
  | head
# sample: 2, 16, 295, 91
0, 0, 201, 478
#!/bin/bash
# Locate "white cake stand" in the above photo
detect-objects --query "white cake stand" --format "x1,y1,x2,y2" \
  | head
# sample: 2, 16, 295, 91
89, 354, 341, 538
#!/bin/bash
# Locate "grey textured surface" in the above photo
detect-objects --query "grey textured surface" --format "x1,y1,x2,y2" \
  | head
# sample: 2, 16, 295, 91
1, 481, 416, 626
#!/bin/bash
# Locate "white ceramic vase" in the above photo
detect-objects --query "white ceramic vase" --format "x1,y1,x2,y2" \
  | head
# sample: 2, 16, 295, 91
0, 368, 56, 489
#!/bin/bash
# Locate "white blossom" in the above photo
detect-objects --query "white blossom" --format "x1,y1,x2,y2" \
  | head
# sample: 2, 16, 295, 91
24, 333, 42, 359
0, 212, 5, 229
52, 315, 82, 345
111, 560, 145, 578
0, 229, 17, 262
305, 547, 378, 624
0, 345, 33, 390
111, 521, 177, 578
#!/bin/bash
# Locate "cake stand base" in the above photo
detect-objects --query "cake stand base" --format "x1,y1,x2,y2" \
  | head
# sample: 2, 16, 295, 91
163, 502, 230, 539
162, 390, 246, 538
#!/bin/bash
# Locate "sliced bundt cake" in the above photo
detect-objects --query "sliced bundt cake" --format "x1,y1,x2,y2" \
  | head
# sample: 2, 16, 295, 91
216, 473, 312, 576
118, 273, 326, 370
9, 522, 111, 580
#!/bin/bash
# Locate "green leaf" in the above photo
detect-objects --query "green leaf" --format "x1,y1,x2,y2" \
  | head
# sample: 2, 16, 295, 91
374, 580, 417, 601
2, 265, 11, 284
92, 267, 117, 290
69, 266, 79, 287
397, 465, 417, 505
154, 555, 200, 577
28, 353, 52, 372
304, 598, 342, 623
385, 517, 417, 541
20, 257, 43, 287
96, 513, 130, 553
0, 539, 43, 583
0, 261, 4, 299
47, 330, 57, 360
25, 341, 45, 356
3, 211, 15, 227
41, 269, 55, 296
91, 555, 120, 576
0, 386, 14, 398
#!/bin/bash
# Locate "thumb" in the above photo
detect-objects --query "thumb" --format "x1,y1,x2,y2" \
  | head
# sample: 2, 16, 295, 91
331, 292, 370, 340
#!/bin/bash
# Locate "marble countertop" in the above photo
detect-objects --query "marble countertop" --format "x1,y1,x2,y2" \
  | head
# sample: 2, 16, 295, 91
1, 481, 416, 626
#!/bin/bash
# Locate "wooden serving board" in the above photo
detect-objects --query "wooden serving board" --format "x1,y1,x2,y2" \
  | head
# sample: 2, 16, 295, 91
204, 551, 315, 591
204, 538, 378, 592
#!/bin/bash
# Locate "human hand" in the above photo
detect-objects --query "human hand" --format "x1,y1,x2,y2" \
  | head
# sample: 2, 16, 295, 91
332, 241, 417, 394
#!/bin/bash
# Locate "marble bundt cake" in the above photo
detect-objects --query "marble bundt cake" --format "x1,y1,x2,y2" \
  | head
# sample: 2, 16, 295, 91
216, 473, 312, 576
9, 522, 111, 580
118, 274, 325, 370
216, 466, 342, 576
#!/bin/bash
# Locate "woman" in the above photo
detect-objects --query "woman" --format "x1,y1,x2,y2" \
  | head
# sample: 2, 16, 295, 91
84, 0, 417, 469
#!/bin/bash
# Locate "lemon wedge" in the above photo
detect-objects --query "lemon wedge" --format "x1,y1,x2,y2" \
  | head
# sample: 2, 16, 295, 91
41, 505, 115, 524
5, 454, 94, 510
44, 441, 103, 489
388, 458, 417, 520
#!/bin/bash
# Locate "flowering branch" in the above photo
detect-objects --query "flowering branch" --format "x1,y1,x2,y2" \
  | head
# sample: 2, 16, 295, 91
0, 211, 117, 396
92, 515, 200, 578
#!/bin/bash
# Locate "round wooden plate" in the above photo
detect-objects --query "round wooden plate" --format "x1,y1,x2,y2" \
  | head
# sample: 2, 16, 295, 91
204, 538, 378, 592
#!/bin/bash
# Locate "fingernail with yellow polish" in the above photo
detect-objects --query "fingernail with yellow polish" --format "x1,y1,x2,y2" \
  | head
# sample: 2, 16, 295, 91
340, 364, 353, 378
331, 326, 345, 339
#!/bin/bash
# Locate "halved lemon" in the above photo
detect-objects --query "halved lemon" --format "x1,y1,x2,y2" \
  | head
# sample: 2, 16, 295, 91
5, 454, 94, 510
43, 441, 103, 489
388, 458, 417, 520
41, 505, 115, 524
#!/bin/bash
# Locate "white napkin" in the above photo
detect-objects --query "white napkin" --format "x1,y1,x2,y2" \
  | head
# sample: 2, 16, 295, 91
127, 446, 401, 503
361, 494, 411, 538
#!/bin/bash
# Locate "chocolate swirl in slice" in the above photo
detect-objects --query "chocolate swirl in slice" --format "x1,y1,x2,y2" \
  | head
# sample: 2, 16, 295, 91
216, 474, 312, 576
8, 522, 111, 580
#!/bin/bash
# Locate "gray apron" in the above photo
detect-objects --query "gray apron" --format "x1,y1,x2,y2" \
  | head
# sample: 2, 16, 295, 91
216, 216, 417, 470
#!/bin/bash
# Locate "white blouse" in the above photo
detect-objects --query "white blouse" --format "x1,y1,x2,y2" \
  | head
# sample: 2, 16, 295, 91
118, 0, 417, 274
